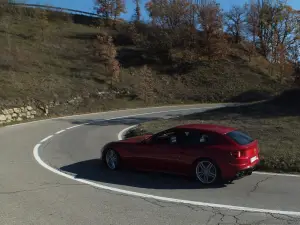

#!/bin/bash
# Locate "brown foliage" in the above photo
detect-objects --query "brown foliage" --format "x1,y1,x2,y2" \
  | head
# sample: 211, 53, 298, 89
196, 2, 228, 59
136, 0, 229, 64
110, 59, 121, 83
246, 1, 299, 63
145, 0, 197, 50
133, 65, 155, 104
148, 0, 193, 29
95, 0, 126, 24
169, 48, 200, 65
242, 41, 256, 62
95, 32, 120, 86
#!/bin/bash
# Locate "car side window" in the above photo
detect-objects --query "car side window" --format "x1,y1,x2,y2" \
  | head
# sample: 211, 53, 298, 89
179, 130, 213, 146
152, 130, 179, 145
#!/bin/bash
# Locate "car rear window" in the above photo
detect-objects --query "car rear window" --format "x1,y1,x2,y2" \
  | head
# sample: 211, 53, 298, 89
226, 130, 254, 145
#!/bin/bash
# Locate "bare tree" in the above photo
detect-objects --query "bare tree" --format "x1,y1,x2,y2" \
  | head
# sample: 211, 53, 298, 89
289, 41, 300, 71
132, 0, 141, 22
224, 4, 247, 43
245, 1, 259, 61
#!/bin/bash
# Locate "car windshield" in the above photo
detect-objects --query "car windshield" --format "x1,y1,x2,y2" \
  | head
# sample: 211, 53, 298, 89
226, 130, 254, 145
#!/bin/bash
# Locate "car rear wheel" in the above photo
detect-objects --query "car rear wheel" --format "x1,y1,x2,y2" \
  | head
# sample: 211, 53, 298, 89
195, 159, 219, 185
105, 149, 120, 170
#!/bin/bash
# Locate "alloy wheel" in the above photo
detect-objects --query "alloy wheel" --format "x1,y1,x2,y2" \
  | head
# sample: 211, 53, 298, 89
195, 160, 218, 184
105, 149, 119, 170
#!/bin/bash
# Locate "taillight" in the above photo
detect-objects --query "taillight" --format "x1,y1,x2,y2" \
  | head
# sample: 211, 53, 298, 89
248, 148, 258, 155
231, 148, 258, 159
231, 151, 241, 158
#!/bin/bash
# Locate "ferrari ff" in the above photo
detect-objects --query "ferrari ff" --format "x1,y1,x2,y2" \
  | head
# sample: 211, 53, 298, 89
100, 124, 260, 185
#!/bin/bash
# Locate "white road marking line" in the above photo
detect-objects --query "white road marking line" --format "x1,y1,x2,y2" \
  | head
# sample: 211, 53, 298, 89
33, 106, 300, 216
33, 142, 300, 216
55, 130, 66, 135
253, 171, 300, 177
40, 135, 53, 143
66, 125, 82, 130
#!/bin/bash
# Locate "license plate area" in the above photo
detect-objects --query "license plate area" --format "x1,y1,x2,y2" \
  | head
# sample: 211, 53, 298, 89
250, 155, 258, 163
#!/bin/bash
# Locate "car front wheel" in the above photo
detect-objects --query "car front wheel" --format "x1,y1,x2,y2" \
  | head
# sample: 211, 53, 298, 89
105, 149, 120, 170
195, 159, 219, 185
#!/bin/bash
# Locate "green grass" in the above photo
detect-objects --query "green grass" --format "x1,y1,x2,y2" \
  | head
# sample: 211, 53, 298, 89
125, 89, 300, 173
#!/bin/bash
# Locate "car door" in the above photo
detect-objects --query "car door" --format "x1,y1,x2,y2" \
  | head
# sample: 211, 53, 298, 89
165, 129, 216, 175
140, 129, 184, 173
146, 128, 200, 175
161, 129, 199, 174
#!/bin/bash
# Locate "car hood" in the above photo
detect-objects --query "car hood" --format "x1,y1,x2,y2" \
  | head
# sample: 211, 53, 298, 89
120, 134, 152, 143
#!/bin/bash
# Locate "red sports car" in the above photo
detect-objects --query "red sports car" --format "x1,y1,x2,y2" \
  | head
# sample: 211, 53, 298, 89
100, 124, 260, 185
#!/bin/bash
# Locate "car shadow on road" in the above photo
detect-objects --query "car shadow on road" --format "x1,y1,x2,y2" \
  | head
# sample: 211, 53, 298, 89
60, 159, 226, 190
55, 116, 161, 126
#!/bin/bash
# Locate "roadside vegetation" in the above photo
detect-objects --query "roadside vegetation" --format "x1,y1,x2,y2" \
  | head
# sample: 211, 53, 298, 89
0, 1, 299, 113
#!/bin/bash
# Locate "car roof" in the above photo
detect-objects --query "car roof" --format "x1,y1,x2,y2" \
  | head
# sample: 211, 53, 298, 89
175, 123, 236, 135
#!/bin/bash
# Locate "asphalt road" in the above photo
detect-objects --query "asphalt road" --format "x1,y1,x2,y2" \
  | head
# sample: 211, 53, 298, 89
1, 104, 300, 225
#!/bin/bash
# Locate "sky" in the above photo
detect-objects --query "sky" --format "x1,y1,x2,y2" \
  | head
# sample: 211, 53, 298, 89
25, 0, 300, 21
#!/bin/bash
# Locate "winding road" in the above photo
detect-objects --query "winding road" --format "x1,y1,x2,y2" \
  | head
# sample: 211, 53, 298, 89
1, 104, 300, 225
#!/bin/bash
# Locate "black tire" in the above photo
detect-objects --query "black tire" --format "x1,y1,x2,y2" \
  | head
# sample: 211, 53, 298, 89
104, 149, 120, 170
194, 159, 220, 185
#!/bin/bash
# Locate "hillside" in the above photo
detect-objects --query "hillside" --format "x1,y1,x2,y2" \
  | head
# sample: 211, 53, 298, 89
0, 5, 296, 120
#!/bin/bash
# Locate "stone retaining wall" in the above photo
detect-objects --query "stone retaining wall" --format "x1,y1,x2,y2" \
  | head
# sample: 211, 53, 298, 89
0, 90, 132, 125
0, 106, 38, 125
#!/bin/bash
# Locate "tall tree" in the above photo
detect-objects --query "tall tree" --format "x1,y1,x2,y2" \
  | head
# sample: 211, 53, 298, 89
196, 1, 225, 59
95, 0, 113, 20
132, 0, 141, 22
95, 0, 126, 21
114, 0, 126, 20
224, 4, 248, 43
289, 40, 300, 71
246, 0, 299, 64
246, 1, 259, 47
145, 0, 194, 50
146, 0, 192, 30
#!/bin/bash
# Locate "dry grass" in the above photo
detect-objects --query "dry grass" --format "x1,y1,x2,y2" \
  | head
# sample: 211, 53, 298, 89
0, 6, 119, 107
0, 5, 294, 112
126, 89, 300, 173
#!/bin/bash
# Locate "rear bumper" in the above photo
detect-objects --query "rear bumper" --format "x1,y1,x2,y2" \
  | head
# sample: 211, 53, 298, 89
221, 158, 260, 180
234, 164, 257, 179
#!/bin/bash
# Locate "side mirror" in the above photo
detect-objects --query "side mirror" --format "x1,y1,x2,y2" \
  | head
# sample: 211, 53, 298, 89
142, 137, 152, 144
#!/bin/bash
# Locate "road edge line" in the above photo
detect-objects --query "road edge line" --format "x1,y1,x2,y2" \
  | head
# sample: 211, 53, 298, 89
32, 106, 300, 216
33, 142, 300, 216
